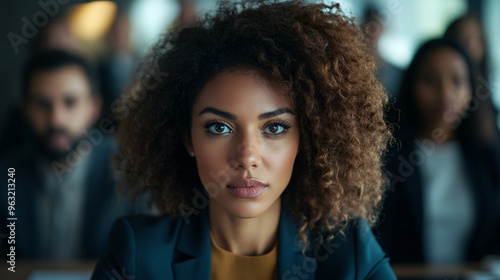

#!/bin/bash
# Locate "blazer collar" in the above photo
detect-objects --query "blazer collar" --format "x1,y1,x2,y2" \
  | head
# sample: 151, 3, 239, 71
277, 204, 317, 280
173, 207, 212, 280
172, 203, 316, 280
394, 147, 424, 238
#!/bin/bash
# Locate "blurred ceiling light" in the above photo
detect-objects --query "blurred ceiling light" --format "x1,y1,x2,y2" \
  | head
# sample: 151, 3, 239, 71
130, 0, 180, 55
69, 1, 117, 41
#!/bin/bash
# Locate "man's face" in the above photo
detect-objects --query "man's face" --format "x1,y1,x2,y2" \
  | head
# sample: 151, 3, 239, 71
24, 65, 101, 159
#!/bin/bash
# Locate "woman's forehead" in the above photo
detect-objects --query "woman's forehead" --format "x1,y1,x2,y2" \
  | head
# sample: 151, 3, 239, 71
417, 47, 468, 74
193, 70, 294, 115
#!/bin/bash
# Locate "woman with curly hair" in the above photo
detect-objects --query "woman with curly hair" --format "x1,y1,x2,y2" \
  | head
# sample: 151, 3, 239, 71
91, 0, 395, 279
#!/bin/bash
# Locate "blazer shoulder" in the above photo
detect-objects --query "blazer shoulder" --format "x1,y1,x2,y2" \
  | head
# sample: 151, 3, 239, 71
110, 214, 184, 255
91, 214, 183, 280
317, 220, 396, 280
351, 220, 396, 279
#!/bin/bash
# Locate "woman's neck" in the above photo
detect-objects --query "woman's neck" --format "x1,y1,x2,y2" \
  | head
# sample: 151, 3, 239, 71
208, 198, 280, 256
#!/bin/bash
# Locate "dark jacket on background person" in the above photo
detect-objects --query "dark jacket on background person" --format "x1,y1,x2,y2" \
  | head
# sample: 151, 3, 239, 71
376, 142, 500, 263
0, 135, 139, 260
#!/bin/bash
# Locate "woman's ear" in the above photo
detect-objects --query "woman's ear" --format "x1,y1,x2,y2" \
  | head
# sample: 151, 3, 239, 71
183, 133, 195, 157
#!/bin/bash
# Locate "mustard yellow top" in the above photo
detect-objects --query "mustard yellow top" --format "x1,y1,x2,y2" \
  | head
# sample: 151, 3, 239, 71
209, 230, 279, 280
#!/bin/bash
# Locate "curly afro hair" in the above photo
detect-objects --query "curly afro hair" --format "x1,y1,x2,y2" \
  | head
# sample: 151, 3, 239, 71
113, 0, 391, 250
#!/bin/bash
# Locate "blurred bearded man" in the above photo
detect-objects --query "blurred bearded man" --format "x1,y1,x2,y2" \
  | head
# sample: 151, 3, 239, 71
0, 50, 137, 260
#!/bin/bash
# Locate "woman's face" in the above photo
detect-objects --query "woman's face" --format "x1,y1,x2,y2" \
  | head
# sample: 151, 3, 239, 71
413, 47, 471, 131
187, 70, 300, 219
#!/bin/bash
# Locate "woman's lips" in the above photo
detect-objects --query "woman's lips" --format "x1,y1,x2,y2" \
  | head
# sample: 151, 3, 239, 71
226, 178, 268, 198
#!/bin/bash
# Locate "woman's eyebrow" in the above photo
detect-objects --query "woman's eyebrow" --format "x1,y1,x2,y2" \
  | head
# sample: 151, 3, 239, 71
198, 107, 236, 119
258, 107, 295, 120
198, 107, 295, 120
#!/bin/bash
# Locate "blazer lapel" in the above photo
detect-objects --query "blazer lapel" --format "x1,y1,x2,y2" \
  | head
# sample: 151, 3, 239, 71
173, 208, 211, 280
461, 147, 496, 260
387, 147, 424, 237
171, 203, 315, 280
278, 205, 316, 280
401, 165, 424, 239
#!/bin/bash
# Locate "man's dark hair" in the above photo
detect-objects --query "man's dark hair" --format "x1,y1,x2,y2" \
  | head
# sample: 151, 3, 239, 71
22, 49, 98, 99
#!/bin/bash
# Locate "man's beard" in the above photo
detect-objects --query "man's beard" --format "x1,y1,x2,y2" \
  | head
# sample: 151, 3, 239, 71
34, 127, 84, 161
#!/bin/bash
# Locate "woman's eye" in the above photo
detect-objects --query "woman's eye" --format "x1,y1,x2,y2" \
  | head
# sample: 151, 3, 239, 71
206, 122, 232, 134
264, 123, 288, 135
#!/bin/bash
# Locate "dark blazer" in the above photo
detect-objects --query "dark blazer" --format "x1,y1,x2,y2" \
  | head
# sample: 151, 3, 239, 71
0, 136, 134, 259
376, 142, 500, 263
91, 203, 396, 280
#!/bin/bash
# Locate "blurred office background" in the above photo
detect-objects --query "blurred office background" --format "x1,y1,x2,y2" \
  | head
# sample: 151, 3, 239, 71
0, 0, 499, 148
1, 1, 500, 279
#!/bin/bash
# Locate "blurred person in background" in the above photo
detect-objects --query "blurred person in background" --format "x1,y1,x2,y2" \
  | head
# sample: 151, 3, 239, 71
35, 17, 79, 52
0, 16, 80, 156
444, 15, 500, 145
363, 6, 403, 101
99, 11, 139, 122
377, 38, 500, 265
445, 15, 488, 78
0, 50, 136, 260
173, 0, 199, 28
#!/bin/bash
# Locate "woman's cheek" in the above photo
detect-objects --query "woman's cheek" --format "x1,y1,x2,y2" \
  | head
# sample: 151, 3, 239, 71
265, 135, 299, 175
196, 144, 227, 180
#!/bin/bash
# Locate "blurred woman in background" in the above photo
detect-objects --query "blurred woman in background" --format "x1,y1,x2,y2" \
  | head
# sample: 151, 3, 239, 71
377, 38, 500, 265
445, 15, 488, 78
444, 15, 500, 145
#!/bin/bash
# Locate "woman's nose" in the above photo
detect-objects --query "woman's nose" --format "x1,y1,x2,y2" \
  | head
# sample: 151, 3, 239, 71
231, 131, 262, 170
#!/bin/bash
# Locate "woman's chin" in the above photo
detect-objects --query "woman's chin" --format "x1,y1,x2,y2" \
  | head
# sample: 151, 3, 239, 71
214, 199, 275, 219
